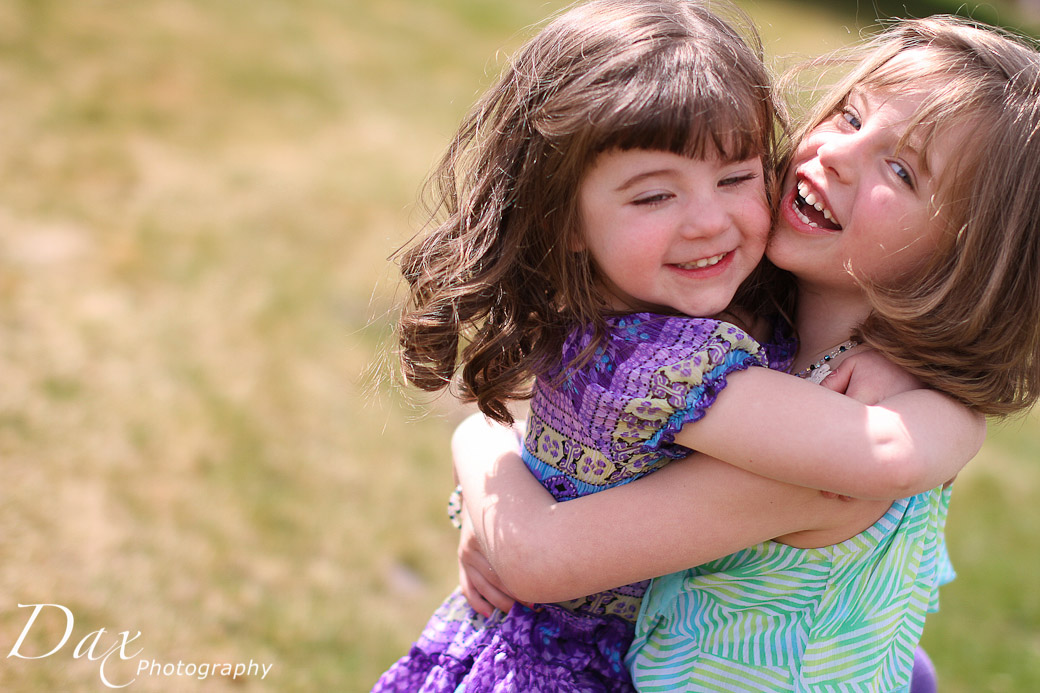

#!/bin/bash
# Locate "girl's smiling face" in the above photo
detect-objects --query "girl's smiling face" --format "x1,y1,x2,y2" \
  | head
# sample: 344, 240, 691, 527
768, 68, 965, 295
576, 148, 770, 318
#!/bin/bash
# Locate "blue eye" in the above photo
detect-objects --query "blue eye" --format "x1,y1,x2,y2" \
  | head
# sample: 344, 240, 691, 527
841, 108, 862, 130
888, 161, 914, 188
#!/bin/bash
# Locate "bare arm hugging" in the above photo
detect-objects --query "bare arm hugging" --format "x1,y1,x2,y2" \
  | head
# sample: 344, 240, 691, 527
452, 350, 985, 604
671, 359, 985, 499
452, 414, 891, 603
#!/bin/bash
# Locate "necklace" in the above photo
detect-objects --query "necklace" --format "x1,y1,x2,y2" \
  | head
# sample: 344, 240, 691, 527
795, 340, 858, 384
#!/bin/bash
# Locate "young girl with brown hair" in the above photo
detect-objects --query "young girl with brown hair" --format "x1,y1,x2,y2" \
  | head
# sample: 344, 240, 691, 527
451, 15, 1040, 692
377, 1, 793, 689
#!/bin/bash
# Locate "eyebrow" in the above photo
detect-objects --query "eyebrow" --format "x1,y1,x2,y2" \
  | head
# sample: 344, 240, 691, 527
896, 140, 930, 175
893, 128, 930, 177
613, 168, 679, 193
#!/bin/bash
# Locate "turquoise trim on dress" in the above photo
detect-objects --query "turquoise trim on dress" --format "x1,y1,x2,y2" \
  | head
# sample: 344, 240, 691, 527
520, 446, 649, 497
645, 349, 762, 451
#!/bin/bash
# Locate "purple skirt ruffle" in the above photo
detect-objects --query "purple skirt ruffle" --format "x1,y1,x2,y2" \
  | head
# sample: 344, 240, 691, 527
372, 589, 636, 692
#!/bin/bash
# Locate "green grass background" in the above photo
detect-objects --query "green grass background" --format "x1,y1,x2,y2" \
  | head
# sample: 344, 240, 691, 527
0, 0, 1036, 691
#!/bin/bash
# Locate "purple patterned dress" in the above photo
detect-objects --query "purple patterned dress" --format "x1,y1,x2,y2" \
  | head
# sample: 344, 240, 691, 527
373, 314, 793, 693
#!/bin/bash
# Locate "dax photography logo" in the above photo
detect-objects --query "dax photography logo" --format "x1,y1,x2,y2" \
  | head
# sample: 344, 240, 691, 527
7, 603, 274, 689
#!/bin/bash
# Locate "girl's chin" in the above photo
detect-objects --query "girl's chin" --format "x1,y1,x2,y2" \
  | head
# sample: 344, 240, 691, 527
765, 230, 819, 274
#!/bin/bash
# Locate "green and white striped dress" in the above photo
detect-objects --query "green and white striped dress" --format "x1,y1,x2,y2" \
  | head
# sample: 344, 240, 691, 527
627, 485, 953, 692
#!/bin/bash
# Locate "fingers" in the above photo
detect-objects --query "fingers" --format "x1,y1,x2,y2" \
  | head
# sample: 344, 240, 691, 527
459, 562, 499, 617
460, 562, 517, 616
457, 512, 518, 617
833, 350, 924, 404
820, 363, 853, 393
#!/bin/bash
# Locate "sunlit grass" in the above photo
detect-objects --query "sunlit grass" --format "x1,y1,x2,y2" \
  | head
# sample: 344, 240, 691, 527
923, 414, 1040, 692
0, 0, 1035, 691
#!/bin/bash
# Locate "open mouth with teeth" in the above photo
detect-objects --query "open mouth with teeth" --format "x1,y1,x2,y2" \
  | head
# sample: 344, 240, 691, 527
674, 252, 726, 270
794, 180, 843, 231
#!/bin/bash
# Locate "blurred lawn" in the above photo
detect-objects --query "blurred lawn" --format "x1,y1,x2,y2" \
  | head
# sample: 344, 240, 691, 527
0, 1, 1035, 691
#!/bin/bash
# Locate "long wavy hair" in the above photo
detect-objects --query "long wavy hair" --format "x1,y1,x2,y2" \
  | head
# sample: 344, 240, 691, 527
395, 0, 783, 423
791, 16, 1040, 416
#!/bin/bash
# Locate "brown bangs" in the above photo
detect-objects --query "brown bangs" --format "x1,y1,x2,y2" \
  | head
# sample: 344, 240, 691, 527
586, 40, 773, 163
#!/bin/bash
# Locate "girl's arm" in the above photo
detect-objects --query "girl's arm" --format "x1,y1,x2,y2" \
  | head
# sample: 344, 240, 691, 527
452, 413, 889, 604
457, 504, 520, 617
671, 359, 985, 499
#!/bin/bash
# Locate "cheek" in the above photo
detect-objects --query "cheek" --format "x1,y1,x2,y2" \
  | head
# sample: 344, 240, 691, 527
580, 221, 639, 276
763, 222, 799, 269
855, 222, 941, 283
743, 200, 772, 248
884, 202, 939, 251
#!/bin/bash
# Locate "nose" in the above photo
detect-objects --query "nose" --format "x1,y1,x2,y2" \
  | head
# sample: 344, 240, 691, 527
816, 132, 862, 182
679, 196, 729, 239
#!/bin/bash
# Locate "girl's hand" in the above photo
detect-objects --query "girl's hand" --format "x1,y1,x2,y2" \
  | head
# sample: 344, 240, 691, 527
822, 350, 923, 404
819, 350, 952, 501
458, 510, 518, 617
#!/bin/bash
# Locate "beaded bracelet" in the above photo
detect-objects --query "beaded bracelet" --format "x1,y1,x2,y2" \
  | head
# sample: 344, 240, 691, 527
447, 484, 463, 530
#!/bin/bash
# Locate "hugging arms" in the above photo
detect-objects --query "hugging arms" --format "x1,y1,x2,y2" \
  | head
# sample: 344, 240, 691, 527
452, 352, 984, 612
